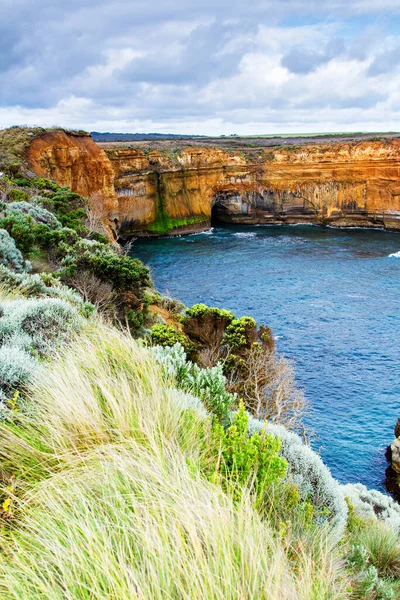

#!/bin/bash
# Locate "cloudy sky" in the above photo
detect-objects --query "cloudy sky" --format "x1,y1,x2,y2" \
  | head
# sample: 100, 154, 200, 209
1, 0, 400, 134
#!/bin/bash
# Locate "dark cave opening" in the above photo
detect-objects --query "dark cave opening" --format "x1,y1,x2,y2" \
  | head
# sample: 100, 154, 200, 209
211, 192, 239, 225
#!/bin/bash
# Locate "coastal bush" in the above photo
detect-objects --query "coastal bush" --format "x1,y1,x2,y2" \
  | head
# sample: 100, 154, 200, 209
11, 177, 32, 188
58, 207, 88, 233
7, 188, 30, 203
152, 342, 235, 423
0, 229, 31, 273
32, 176, 60, 191
210, 401, 287, 503
150, 324, 189, 350
346, 518, 400, 598
8, 201, 61, 229
0, 210, 35, 253
181, 303, 234, 364
342, 483, 400, 535
78, 244, 151, 291
223, 315, 258, 351
180, 305, 288, 428
48, 190, 89, 233
34, 224, 79, 249
0, 344, 39, 394
248, 416, 348, 535
0, 297, 84, 357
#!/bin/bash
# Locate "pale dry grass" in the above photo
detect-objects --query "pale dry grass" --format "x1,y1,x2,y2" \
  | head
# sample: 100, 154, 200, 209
0, 323, 349, 599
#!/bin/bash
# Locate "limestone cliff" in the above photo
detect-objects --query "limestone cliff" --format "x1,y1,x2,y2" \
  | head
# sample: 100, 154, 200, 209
26, 131, 119, 237
27, 132, 400, 236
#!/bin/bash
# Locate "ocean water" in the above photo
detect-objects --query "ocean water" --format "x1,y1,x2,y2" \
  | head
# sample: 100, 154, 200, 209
131, 225, 400, 491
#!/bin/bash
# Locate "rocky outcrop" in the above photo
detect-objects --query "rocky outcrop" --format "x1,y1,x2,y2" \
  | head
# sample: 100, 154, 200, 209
27, 132, 400, 237
26, 131, 119, 237
385, 421, 400, 501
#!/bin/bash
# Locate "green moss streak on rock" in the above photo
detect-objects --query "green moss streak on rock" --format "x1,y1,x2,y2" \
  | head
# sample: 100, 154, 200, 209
147, 171, 208, 234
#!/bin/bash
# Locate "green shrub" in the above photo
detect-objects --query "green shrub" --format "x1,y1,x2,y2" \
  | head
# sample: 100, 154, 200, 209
126, 309, 145, 330
34, 225, 79, 249
183, 303, 234, 322
223, 316, 257, 350
0, 210, 36, 254
58, 208, 88, 233
32, 177, 60, 192
11, 178, 32, 187
51, 190, 87, 213
150, 324, 189, 349
82, 248, 151, 291
7, 188, 30, 203
210, 401, 287, 505
89, 230, 110, 244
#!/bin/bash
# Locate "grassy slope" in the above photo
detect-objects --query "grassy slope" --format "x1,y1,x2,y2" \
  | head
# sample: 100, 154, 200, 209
0, 321, 347, 600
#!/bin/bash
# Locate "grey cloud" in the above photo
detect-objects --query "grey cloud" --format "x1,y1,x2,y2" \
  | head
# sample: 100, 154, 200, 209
122, 22, 247, 85
367, 46, 400, 75
281, 37, 346, 74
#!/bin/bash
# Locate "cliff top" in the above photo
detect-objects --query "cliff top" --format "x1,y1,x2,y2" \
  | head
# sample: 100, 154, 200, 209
96, 131, 400, 152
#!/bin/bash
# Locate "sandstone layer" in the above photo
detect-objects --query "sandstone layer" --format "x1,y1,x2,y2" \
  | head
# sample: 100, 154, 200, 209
26, 131, 119, 237
27, 132, 400, 237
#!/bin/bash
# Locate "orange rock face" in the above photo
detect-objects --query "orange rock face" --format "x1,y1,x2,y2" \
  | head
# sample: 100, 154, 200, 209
26, 131, 119, 237
105, 141, 400, 234
27, 132, 400, 236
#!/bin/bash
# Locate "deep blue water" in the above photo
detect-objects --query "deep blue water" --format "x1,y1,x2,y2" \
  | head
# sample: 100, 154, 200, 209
131, 225, 400, 491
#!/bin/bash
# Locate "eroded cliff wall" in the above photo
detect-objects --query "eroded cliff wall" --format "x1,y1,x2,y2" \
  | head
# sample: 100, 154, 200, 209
105, 140, 400, 235
27, 132, 400, 236
26, 131, 119, 236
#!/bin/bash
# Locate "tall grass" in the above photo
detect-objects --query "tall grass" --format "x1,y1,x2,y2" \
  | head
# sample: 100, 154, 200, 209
0, 323, 349, 599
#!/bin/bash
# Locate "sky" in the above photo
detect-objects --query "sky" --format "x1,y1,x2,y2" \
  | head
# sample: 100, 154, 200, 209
1, 0, 400, 134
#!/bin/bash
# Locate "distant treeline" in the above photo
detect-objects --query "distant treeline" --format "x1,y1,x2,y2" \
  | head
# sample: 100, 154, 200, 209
91, 132, 206, 142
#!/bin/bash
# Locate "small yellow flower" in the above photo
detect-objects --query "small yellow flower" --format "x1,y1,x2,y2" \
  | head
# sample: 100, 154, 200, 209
2, 498, 11, 512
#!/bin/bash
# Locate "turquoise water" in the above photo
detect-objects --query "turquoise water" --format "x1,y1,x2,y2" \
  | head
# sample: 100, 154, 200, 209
131, 225, 400, 491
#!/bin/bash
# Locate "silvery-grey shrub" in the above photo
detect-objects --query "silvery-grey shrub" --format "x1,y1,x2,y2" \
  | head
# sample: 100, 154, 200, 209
0, 296, 84, 403
0, 297, 84, 357
0, 345, 39, 391
0, 266, 91, 314
152, 343, 235, 419
7, 202, 61, 229
248, 416, 348, 536
0, 229, 31, 273
342, 482, 400, 535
